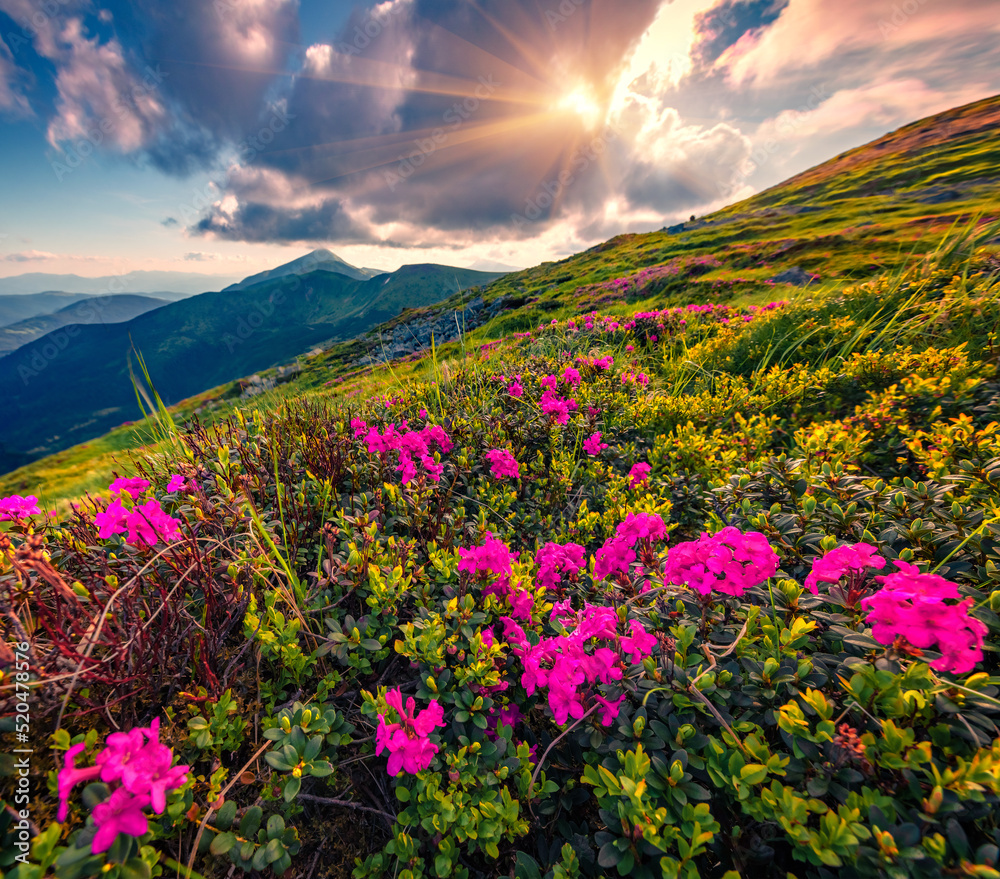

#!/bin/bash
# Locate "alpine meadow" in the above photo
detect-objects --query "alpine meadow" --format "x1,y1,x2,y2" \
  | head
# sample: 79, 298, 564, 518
2, 4, 1000, 879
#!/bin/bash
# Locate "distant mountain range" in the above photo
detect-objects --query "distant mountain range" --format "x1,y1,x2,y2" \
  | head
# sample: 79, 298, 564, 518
0, 270, 241, 297
0, 295, 167, 354
0, 292, 94, 328
0, 256, 506, 471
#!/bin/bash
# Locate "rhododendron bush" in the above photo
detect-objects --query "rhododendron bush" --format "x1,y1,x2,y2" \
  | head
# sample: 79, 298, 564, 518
2, 250, 1000, 879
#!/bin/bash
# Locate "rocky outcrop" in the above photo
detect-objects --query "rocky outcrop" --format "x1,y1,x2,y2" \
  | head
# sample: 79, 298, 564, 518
768, 265, 820, 286
353, 295, 508, 366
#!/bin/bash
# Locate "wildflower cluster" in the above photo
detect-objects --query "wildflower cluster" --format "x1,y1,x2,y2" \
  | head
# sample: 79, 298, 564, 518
363, 421, 453, 483
375, 689, 447, 775
58, 718, 188, 854
862, 560, 988, 674
486, 448, 520, 479
804, 542, 886, 594
593, 512, 668, 580
94, 477, 182, 547
504, 602, 658, 726
0, 493, 41, 521
664, 526, 780, 597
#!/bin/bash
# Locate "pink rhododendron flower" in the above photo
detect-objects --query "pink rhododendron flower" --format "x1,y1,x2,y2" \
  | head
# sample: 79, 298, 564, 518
540, 389, 571, 424
486, 449, 520, 479
620, 620, 657, 664
458, 532, 516, 582
94, 499, 129, 539
57, 743, 101, 822
376, 689, 447, 775
665, 527, 779, 597
108, 477, 151, 500
628, 463, 651, 489
166, 474, 188, 493
57, 717, 188, 852
507, 381, 523, 397
513, 603, 625, 726
351, 418, 369, 439
804, 543, 886, 594
126, 500, 182, 548
861, 561, 987, 674
540, 374, 558, 391
594, 513, 668, 580
561, 366, 581, 387
583, 432, 609, 455
365, 423, 453, 484
0, 494, 42, 521
418, 408, 428, 418
535, 542, 585, 592
91, 788, 151, 854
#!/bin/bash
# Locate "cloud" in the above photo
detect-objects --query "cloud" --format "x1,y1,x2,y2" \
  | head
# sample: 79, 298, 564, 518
45, 19, 170, 153
2, 250, 59, 261
182, 251, 220, 261
0, 34, 31, 115
161, 217, 179, 227
191, 0, 673, 245
715, 0, 1000, 88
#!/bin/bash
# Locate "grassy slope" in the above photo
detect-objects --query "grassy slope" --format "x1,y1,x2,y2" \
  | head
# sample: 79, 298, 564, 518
3, 93, 998, 507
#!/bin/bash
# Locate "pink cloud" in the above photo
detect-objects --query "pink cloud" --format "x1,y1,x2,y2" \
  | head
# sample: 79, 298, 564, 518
717, 0, 1000, 87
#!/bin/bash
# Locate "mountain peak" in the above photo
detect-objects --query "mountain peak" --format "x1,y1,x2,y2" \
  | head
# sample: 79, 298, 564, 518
224, 249, 382, 292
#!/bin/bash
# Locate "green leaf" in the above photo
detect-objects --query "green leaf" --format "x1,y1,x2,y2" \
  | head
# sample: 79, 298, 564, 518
263, 838, 285, 866
598, 842, 622, 868
240, 806, 263, 839
740, 764, 768, 785
283, 775, 302, 802
267, 815, 285, 839
209, 832, 238, 856
215, 799, 237, 831
119, 858, 152, 879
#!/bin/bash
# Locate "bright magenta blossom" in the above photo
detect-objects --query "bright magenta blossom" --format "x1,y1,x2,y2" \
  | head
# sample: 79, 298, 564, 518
628, 463, 651, 489
583, 432, 609, 455
94, 499, 129, 539
57, 717, 189, 853
593, 513, 667, 580
507, 381, 523, 397
861, 561, 987, 674
804, 542, 885, 594
365, 423, 453, 484
486, 449, 520, 479
509, 603, 625, 726
108, 477, 151, 499
166, 474, 188, 493
535, 542, 585, 592
561, 366, 581, 387
0, 494, 42, 521
126, 500, 182, 548
620, 620, 657, 664
665, 527, 779, 597
91, 788, 151, 854
376, 689, 447, 775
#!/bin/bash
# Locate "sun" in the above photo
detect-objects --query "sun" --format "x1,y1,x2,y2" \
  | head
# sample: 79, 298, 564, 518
554, 85, 603, 130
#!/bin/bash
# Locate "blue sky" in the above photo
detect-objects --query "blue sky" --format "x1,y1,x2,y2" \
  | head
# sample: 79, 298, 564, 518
1, 0, 998, 280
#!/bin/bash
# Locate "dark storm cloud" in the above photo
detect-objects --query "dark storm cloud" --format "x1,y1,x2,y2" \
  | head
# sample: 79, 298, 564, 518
202, 0, 665, 243
195, 195, 376, 244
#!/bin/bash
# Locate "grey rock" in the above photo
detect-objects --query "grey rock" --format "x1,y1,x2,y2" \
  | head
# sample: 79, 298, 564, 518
768, 265, 819, 286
